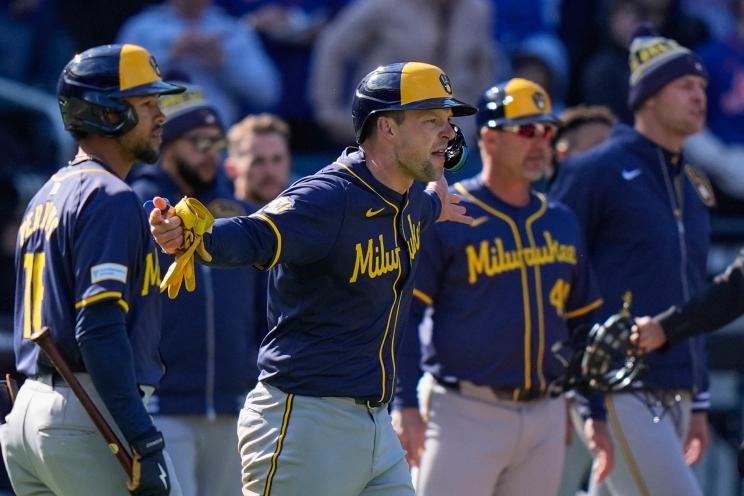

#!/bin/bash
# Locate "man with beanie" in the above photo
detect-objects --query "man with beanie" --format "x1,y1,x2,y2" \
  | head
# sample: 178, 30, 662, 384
552, 25, 714, 496
128, 85, 261, 496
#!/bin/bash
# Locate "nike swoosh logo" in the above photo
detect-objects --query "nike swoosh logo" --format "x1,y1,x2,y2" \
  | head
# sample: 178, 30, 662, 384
621, 169, 642, 181
470, 215, 489, 227
365, 207, 385, 218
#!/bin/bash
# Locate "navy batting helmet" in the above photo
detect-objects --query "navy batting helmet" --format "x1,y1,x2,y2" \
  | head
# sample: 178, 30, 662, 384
476, 78, 560, 129
352, 62, 477, 143
57, 44, 185, 137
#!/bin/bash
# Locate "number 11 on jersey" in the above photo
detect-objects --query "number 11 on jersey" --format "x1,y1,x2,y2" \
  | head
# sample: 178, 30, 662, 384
22, 252, 46, 339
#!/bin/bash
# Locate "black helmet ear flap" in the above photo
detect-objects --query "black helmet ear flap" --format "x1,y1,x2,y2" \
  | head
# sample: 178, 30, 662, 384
443, 124, 469, 172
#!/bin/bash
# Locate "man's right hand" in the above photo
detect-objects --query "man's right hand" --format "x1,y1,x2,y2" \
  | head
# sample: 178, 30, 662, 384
584, 418, 614, 483
631, 316, 668, 353
149, 196, 183, 254
391, 407, 426, 469
128, 430, 171, 496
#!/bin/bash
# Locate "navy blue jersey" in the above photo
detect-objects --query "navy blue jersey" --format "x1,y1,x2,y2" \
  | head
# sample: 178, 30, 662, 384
552, 124, 711, 396
395, 176, 601, 406
14, 159, 163, 386
203, 147, 441, 404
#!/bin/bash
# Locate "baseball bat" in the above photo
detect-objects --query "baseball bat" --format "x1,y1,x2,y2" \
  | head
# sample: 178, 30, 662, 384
30, 326, 133, 476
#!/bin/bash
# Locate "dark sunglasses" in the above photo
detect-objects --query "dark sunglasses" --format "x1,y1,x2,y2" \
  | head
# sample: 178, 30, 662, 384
497, 123, 556, 140
185, 135, 227, 153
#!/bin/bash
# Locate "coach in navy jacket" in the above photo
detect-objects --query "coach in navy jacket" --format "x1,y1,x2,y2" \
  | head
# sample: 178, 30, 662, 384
551, 25, 714, 496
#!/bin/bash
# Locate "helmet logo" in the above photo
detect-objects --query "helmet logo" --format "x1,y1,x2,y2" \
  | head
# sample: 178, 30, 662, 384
149, 55, 162, 77
439, 73, 453, 95
532, 91, 546, 111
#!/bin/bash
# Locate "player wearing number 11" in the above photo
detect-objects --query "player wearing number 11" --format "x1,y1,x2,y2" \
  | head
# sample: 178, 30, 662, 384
3, 44, 184, 496
393, 79, 603, 496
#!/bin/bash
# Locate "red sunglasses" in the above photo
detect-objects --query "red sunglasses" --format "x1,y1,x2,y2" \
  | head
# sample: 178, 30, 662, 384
497, 123, 556, 140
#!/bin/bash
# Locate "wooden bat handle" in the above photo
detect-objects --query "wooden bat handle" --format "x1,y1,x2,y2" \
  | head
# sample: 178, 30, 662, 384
30, 326, 133, 475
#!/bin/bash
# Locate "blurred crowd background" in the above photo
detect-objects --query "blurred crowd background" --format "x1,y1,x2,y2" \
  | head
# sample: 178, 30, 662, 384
3, 0, 744, 493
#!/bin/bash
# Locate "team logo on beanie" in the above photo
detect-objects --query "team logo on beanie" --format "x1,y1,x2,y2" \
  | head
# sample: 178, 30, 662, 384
439, 73, 453, 94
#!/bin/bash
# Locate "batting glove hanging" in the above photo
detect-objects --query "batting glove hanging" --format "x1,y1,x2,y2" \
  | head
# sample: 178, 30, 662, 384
160, 197, 214, 298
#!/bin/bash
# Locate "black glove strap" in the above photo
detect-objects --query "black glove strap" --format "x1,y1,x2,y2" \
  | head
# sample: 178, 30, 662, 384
131, 431, 165, 457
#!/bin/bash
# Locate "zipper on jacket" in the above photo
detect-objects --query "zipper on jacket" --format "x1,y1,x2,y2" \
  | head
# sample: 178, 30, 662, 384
658, 150, 689, 300
658, 149, 698, 394
202, 264, 217, 420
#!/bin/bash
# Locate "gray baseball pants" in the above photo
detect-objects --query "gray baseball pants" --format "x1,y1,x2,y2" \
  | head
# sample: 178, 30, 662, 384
237, 381, 413, 496
593, 391, 701, 496
1, 374, 182, 496
415, 380, 566, 496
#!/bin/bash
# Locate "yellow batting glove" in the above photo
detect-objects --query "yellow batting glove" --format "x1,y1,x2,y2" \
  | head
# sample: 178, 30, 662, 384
160, 197, 215, 298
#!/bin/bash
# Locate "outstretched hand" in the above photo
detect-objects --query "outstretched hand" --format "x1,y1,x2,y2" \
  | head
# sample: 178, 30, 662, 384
428, 175, 472, 225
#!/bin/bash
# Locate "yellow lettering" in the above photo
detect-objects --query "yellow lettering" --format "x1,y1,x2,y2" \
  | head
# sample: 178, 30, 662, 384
549, 278, 571, 316
19, 202, 60, 245
463, 233, 579, 284
466, 241, 490, 284
141, 252, 161, 296
349, 234, 401, 283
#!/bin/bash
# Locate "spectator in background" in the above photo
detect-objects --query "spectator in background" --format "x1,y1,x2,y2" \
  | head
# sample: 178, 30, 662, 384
56, 0, 157, 52
117, 0, 281, 126
683, 0, 744, 206
309, 0, 496, 145
512, 33, 571, 113
225, 113, 292, 208
0, 0, 74, 92
219, 0, 349, 151
581, 0, 646, 123
128, 85, 261, 496
581, 0, 710, 124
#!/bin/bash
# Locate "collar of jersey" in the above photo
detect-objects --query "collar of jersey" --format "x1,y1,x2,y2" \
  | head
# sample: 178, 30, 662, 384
463, 175, 543, 217
337, 147, 406, 204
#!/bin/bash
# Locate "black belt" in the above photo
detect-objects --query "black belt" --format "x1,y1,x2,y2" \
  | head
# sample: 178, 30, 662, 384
435, 376, 547, 403
32, 372, 66, 387
353, 398, 388, 408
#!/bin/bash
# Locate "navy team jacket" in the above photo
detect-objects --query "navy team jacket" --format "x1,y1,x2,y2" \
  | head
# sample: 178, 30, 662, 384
551, 124, 713, 409
129, 165, 262, 415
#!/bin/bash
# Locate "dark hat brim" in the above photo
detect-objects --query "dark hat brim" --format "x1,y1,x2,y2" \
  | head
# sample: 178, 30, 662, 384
398, 97, 478, 116
116, 80, 186, 98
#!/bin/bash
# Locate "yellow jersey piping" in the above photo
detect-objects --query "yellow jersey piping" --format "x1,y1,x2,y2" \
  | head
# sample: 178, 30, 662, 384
455, 183, 533, 391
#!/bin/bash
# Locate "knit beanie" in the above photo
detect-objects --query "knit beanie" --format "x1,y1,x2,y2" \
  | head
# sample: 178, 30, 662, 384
160, 84, 224, 147
627, 24, 708, 110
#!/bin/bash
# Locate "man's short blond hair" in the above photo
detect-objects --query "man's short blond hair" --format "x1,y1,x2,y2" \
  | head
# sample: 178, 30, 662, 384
227, 113, 290, 155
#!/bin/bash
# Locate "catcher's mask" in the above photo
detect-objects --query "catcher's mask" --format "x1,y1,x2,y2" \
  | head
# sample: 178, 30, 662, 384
550, 312, 645, 395
57, 44, 185, 137
352, 62, 476, 172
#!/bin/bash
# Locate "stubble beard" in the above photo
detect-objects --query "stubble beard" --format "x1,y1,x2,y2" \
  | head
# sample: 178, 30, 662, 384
406, 158, 441, 183
131, 139, 160, 165
175, 156, 215, 194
